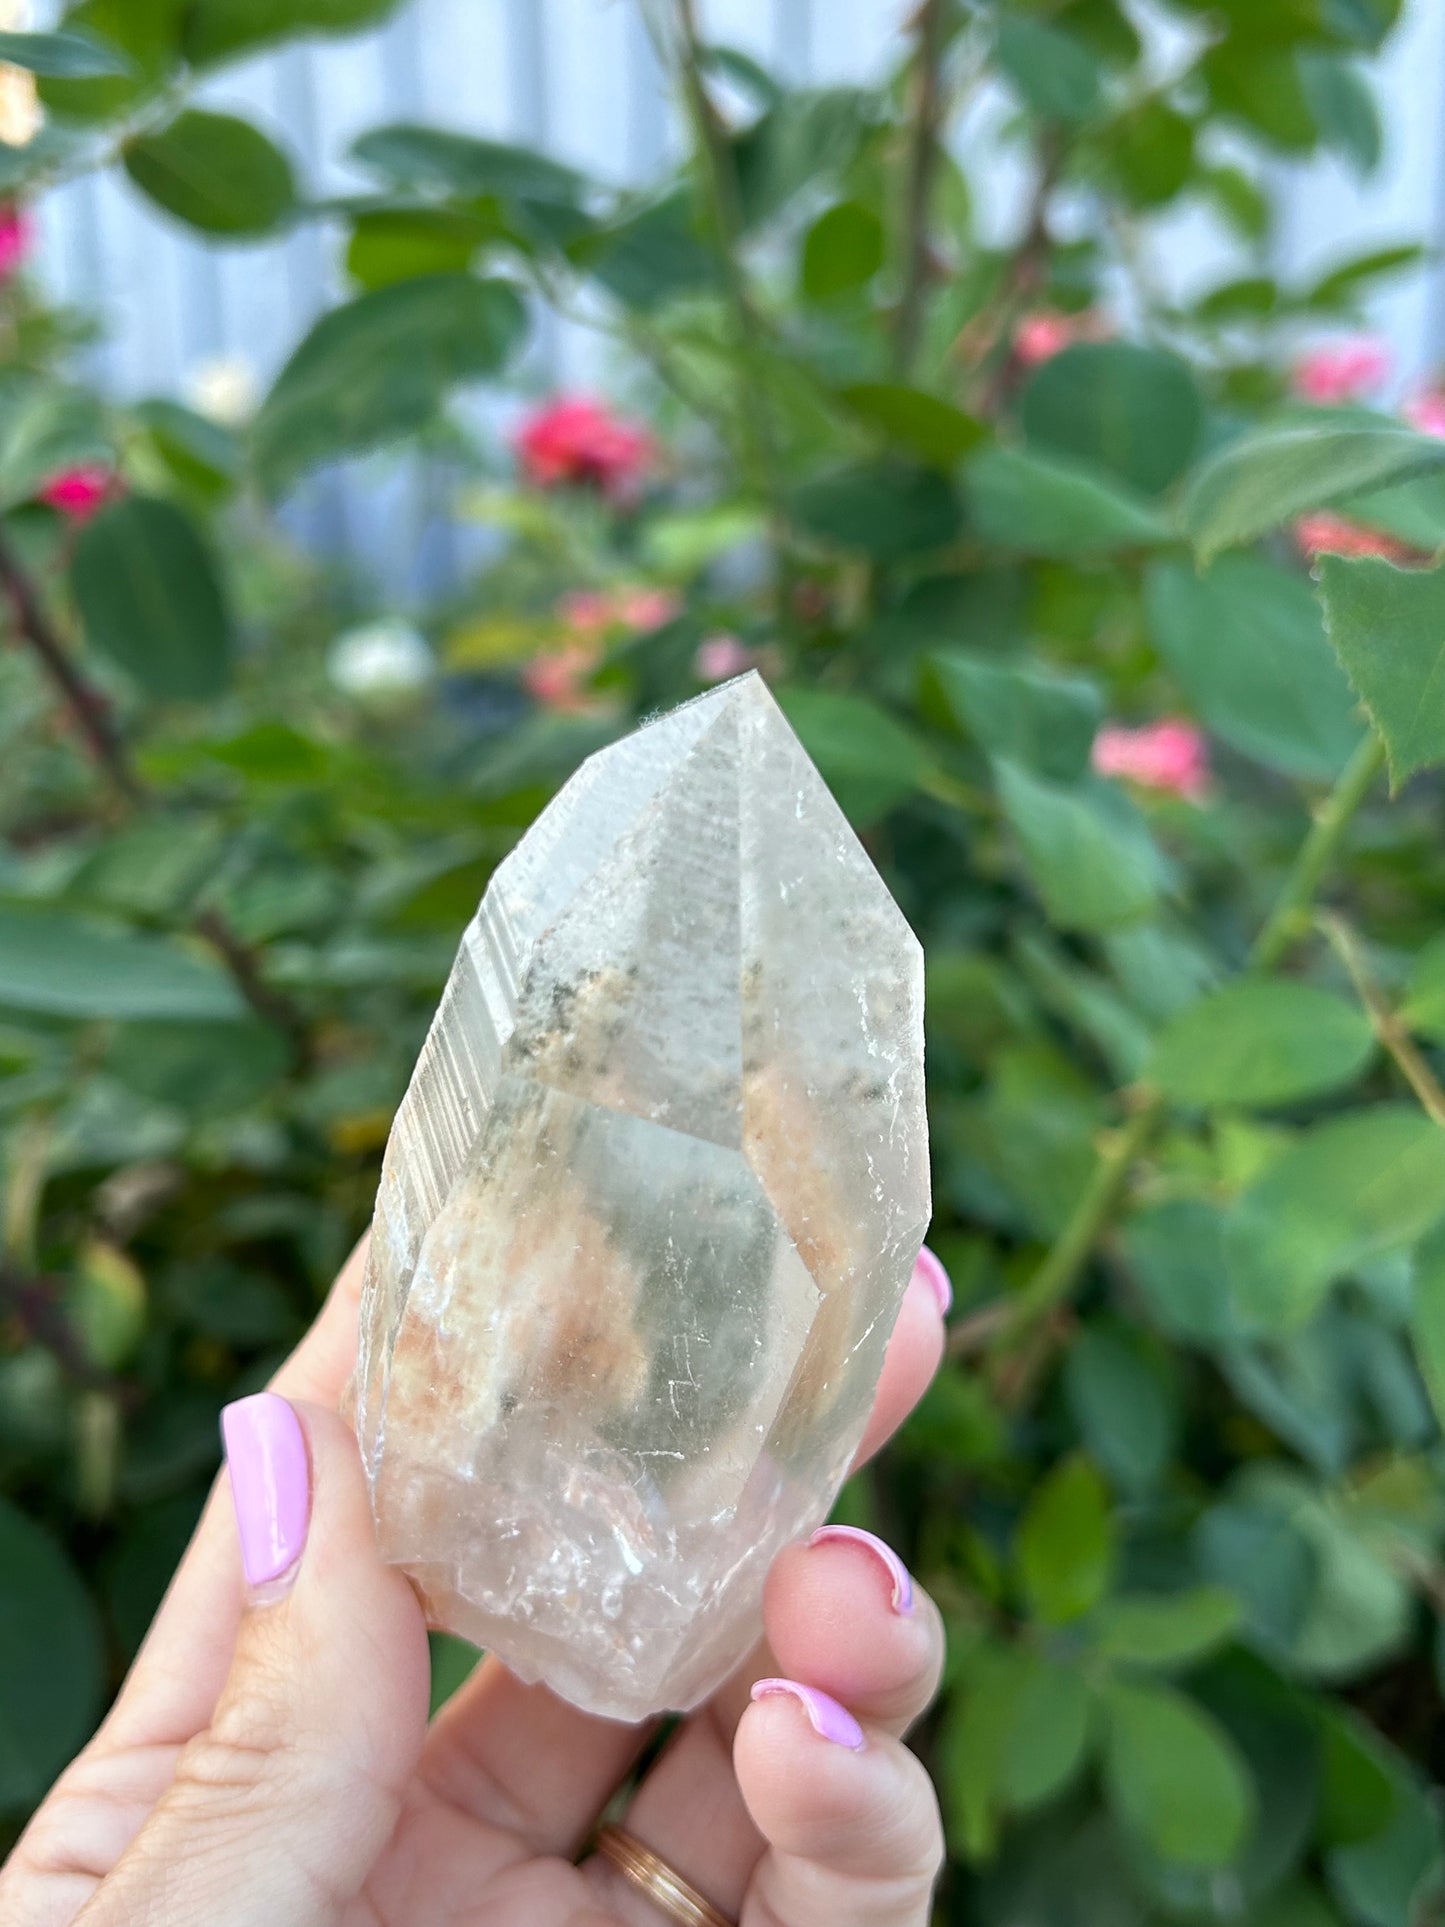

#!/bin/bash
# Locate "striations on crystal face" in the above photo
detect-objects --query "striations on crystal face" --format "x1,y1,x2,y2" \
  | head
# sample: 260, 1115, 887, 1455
349, 673, 929, 1720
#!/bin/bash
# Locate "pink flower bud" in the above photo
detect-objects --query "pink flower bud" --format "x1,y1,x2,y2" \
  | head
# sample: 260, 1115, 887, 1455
1092, 718, 1209, 800
1293, 513, 1413, 563
1292, 336, 1390, 405
515, 395, 655, 503
38, 464, 113, 523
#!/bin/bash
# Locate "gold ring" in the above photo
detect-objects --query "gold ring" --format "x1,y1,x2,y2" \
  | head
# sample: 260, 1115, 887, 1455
594, 1824, 735, 1927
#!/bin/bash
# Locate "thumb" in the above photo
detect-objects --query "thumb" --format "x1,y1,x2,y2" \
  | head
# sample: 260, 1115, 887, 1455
84, 1395, 430, 1927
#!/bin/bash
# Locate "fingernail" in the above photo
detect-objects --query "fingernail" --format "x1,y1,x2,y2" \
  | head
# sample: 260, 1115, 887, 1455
221, 1393, 310, 1588
913, 1245, 952, 1317
808, 1524, 914, 1614
751, 1678, 866, 1751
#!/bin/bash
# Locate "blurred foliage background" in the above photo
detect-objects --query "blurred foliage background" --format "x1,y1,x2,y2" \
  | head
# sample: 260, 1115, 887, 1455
5, 0, 1445, 1919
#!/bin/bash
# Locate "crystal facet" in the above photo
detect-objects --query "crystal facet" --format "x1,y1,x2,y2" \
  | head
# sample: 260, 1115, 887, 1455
351, 674, 929, 1720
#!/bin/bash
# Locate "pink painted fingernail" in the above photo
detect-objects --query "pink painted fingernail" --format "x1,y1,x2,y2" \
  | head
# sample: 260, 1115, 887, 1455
808, 1524, 914, 1614
751, 1678, 866, 1750
221, 1393, 310, 1588
913, 1245, 952, 1317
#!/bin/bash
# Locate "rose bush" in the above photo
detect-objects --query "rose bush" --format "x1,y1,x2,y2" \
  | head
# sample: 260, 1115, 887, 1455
4, 1, 1445, 1920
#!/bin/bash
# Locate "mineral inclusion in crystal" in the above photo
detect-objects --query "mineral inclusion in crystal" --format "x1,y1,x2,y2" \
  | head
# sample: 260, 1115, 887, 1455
351, 673, 929, 1720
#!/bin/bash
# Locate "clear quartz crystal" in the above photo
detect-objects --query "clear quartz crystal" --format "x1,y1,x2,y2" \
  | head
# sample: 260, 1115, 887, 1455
351, 673, 929, 1721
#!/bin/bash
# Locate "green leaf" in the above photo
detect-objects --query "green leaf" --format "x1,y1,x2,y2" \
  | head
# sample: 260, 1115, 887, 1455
801, 198, 883, 300
1106, 98, 1195, 208
36, 0, 180, 121
1226, 1107, 1445, 1331
995, 15, 1102, 124
1021, 344, 1203, 496
0, 1498, 103, 1812
733, 86, 873, 227
252, 274, 527, 492
576, 191, 714, 311
1306, 243, 1424, 310
1123, 1198, 1238, 1345
1146, 555, 1364, 780
106, 1018, 289, 1116
1182, 421, 1445, 563
997, 760, 1166, 932
1326, 1769, 1441, 1927
774, 687, 931, 826
0, 904, 244, 1020
967, 446, 1171, 557
1103, 1678, 1254, 1869
346, 206, 490, 289
1016, 1454, 1115, 1625
1401, 934, 1445, 1041
123, 109, 295, 237
0, 377, 109, 508
1194, 1498, 1319, 1657
1148, 981, 1375, 1109
1204, 43, 1317, 152
350, 121, 586, 207
837, 382, 984, 468
70, 494, 232, 700
429, 1632, 481, 1714
0, 27, 132, 75
184, 0, 398, 64
1299, 49, 1380, 173
998, 1651, 1093, 1812
790, 459, 961, 561
933, 650, 1102, 783
1093, 1588, 1241, 1669
1317, 556, 1445, 789
133, 396, 241, 499
1318, 1708, 1400, 1848
1065, 1325, 1180, 1494
1409, 1221, 1445, 1432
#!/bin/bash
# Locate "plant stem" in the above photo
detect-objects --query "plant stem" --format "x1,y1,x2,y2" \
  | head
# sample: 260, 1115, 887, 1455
192, 908, 311, 1051
0, 527, 311, 1046
671, 0, 793, 623
0, 526, 144, 808
985, 727, 1390, 1360
1250, 731, 1386, 970
989, 1096, 1159, 1353
894, 0, 948, 378
963, 133, 1063, 414
1321, 911, 1445, 1129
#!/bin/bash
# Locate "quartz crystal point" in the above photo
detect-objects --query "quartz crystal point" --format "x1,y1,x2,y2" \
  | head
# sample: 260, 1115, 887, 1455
351, 673, 929, 1720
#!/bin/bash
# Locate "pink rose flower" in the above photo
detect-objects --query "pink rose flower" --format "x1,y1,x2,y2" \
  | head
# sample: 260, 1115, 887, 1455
0, 206, 32, 281
557, 585, 680, 640
1292, 336, 1390, 406
39, 464, 113, 523
521, 644, 598, 713
1404, 389, 1445, 438
695, 634, 759, 683
617, 587, 680, 632
1092, 719, 1209, 800
556, 589, 617, 640
515, 395, 655, 502
1014, 307, 1111, 368
1294, 513, 1413, 563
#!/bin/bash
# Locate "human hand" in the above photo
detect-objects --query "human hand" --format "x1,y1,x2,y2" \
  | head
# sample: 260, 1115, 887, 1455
1, 1240, 950, 1927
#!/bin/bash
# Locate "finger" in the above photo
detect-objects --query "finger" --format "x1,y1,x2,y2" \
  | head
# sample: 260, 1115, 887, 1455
584, 1526, 938, 1920
99, 1237, 370, 1753
734, 1689, 943, 1927
419, 1664, 652, 1859
422, 1247, 948, 1864
851, 1248, 949, 1470
76, 1395, 430, 1927
759, 1529, 943, 1734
